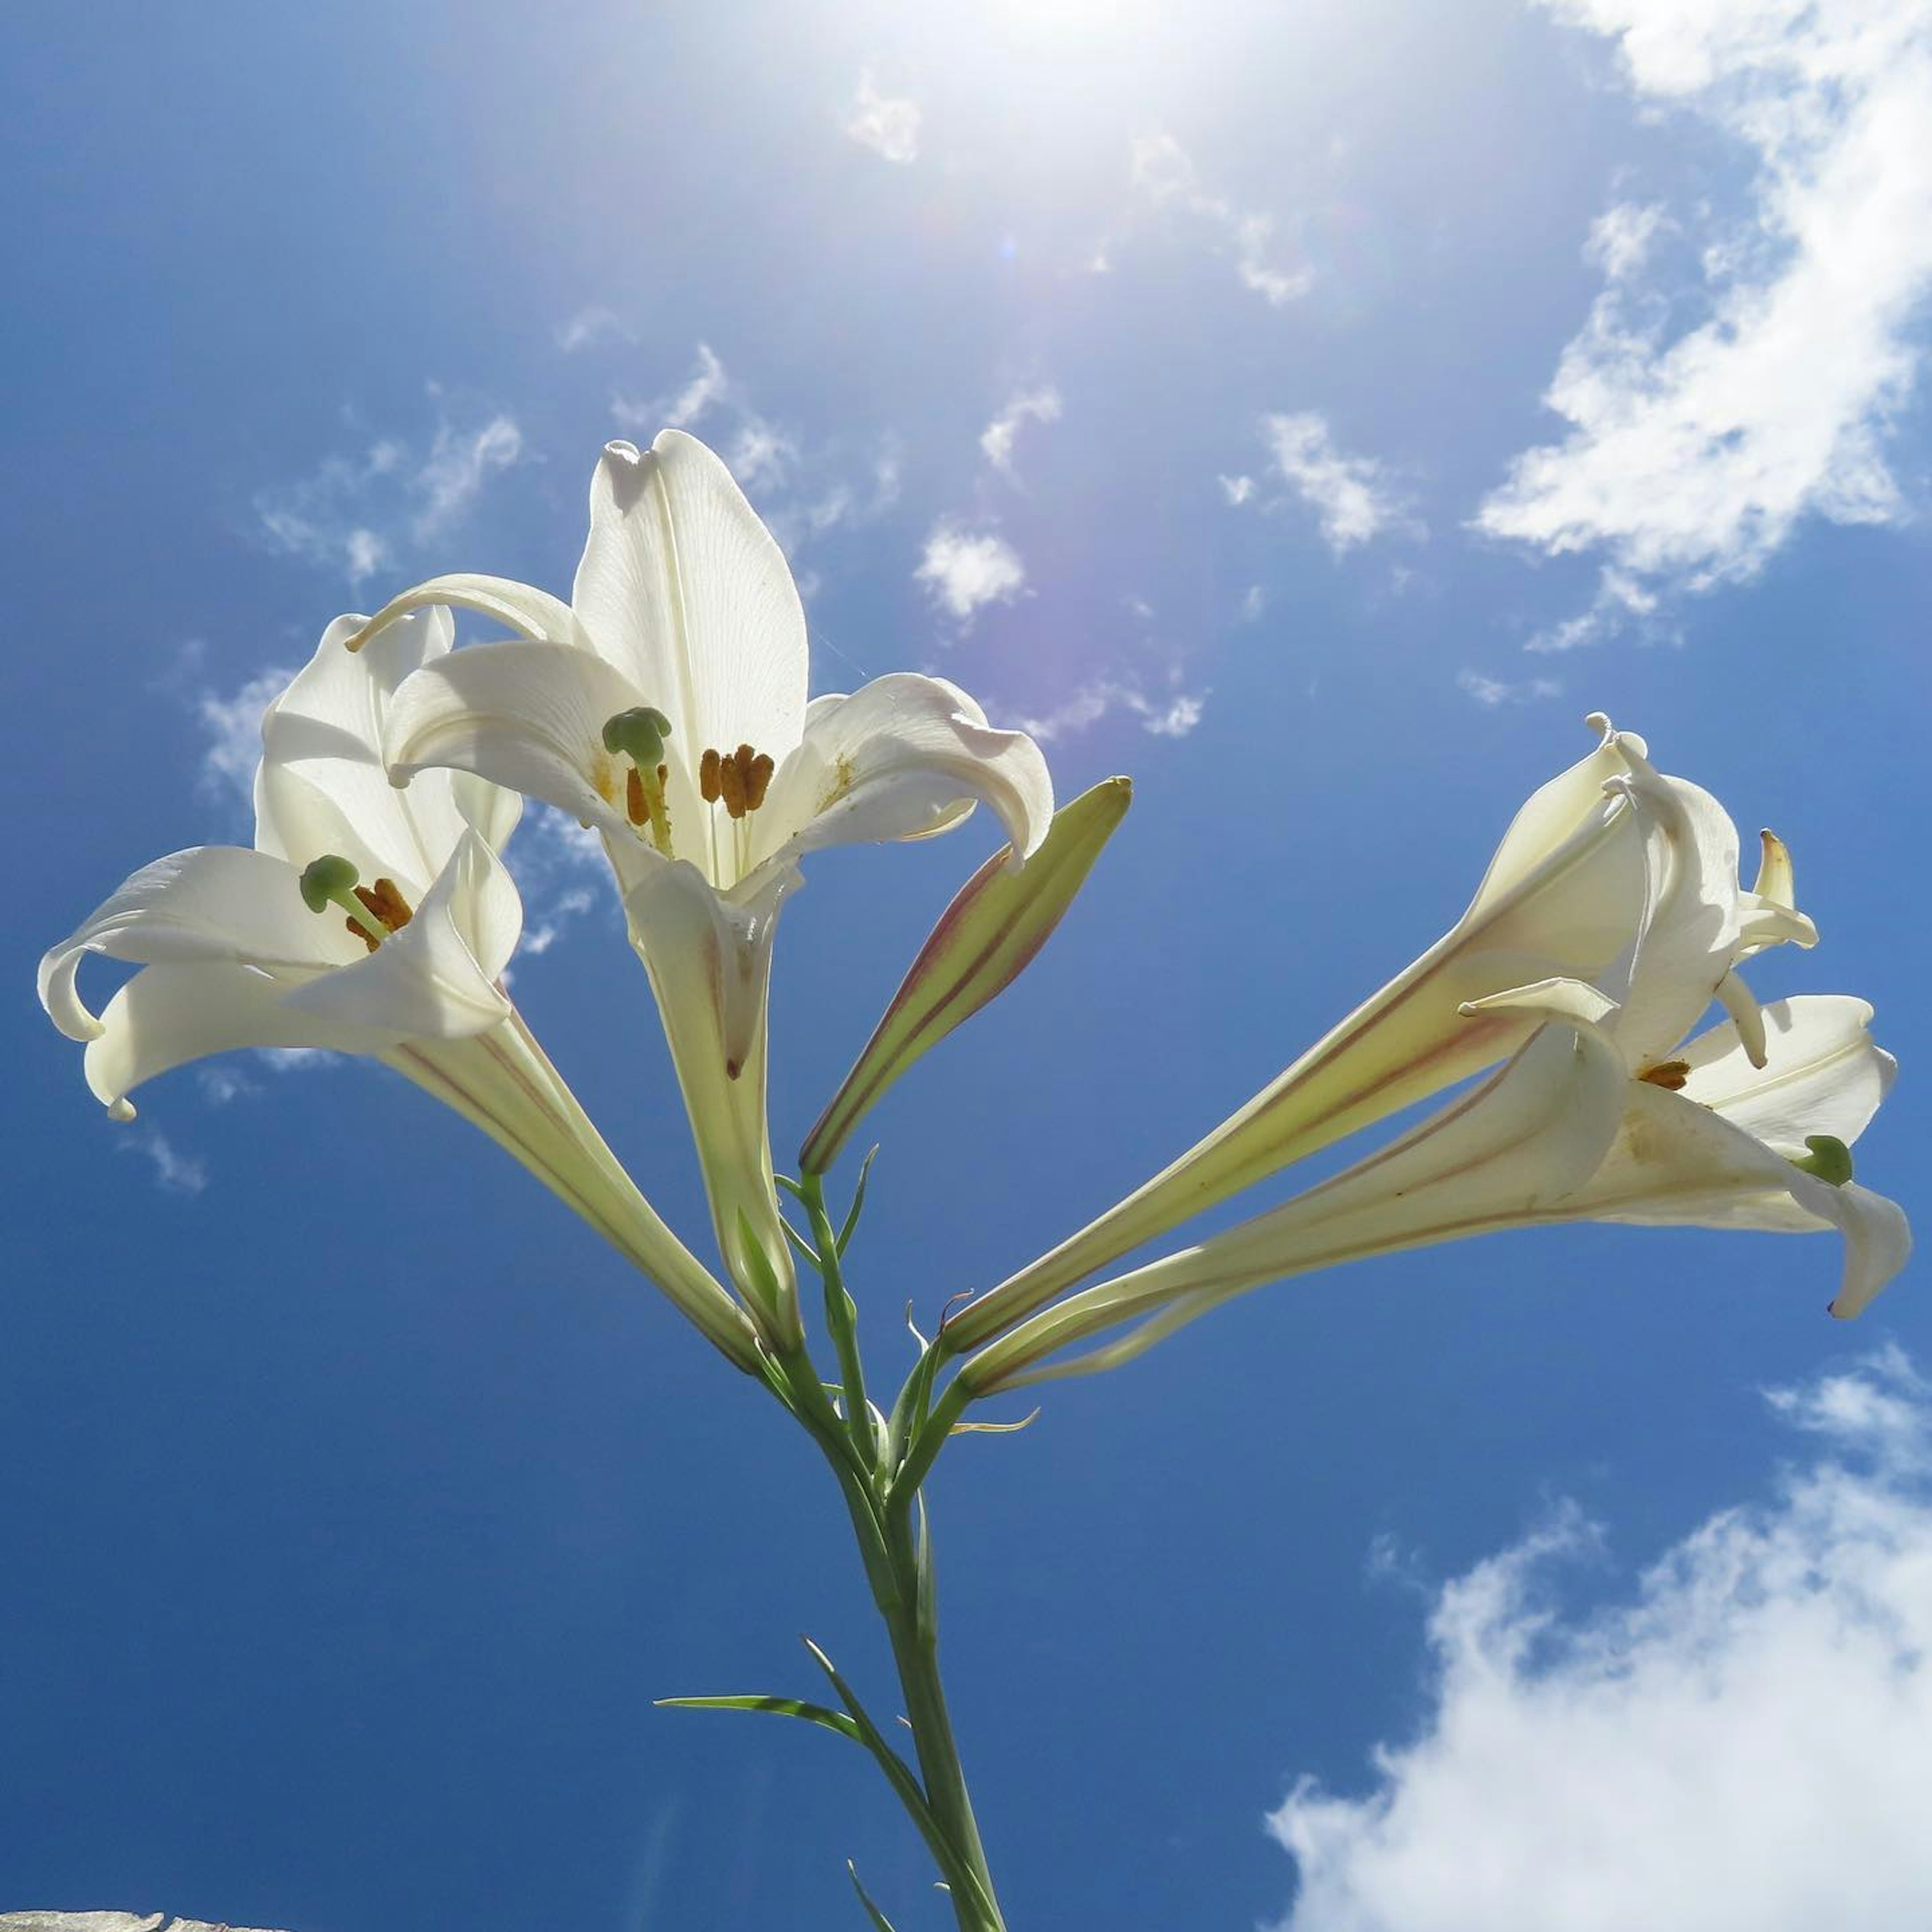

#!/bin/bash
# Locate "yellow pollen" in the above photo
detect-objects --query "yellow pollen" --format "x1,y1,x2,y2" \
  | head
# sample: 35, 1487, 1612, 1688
718, 747, 748, 819
746, 750, 774, 811
626, 766, 648, 827
817, 751, 858, 815
1638, 1060, 1692, 1091
700, 744, 775, 820
357, 877, 413, 931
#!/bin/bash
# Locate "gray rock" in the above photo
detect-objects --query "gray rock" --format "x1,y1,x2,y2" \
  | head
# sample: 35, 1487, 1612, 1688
1, 1915, 290, 1932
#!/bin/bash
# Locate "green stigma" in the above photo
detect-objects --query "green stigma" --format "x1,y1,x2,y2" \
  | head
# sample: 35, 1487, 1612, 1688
603, 705, 674, 769
299, 853, 361, 915
1791, 1134, 1855, 1187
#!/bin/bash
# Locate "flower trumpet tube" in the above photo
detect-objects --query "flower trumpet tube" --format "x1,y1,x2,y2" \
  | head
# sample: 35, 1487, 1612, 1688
943, 713, 1815, 1355
38, 610, 758, 1373
357, 431, 1054, 1343
801, 776, 1132, 1175
959, 989, 1908, 1396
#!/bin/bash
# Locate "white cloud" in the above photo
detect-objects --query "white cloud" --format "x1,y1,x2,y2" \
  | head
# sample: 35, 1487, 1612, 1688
412, 414, 521, 541
614, 342, 731, 435
1220, 473, 1257, 506
845, 70, 921, 165
553, 304, 631, 353
501, 805, 614, 965
117, 1129, 208, 1196
1262, 413, 1419, 554
256, 402, 522, 582
196, 665, 293, 804
1525, 564, 1670, 653
1478, 0, 1932, 601
981, 386, 1064, 477
1457, 668, 1564, 707
1586, 199, 1670, 281
610, 346, 896, 557
1240, 584, 1268, 622
1268, 1347, 1932, 1932
1018, 677, 1208, 743
1132, 133, 1311, 308
257, 1048, 339, 1074
915, 523, 1027, 623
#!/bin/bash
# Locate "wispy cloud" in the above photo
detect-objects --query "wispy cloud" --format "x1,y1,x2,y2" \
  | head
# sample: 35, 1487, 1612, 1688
1269, 1348, 1932, 1932
117, 1128, 208, 1195
411, 414, 521, 541
1131, 132, 1311, 308
981, 386, 1063, 478
1219, 473, 1256, 507
1457, 668, 1563, 707
915, 523, 1027, 624
1478, 0, 1932, 622
1260, 413, 1420, 554
553, 304, 633, 354
196, 665, 294, 807
502, 804, 614, 969
615, 342, 732, 435
845, 70, 921, 165
613, 345, 898, 556
255, 399, 522, 585
1017, 677, 1208, 743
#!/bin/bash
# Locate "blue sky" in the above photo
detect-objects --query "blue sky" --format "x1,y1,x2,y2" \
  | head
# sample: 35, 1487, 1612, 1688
6, 2, 1931, 1927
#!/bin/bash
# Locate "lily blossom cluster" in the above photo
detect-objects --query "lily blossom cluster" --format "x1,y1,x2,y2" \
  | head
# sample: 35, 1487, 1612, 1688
39, 607, 760, 1367
40, 432, 1056, 1371
347, 430, 1054, 1343
949, 716, 1910, 1390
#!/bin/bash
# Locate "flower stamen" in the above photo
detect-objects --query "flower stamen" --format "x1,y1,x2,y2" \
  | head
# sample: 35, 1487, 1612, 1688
298, 854, 410, 952
1638, 1060, 1692, 1090
604, 707, 676, 858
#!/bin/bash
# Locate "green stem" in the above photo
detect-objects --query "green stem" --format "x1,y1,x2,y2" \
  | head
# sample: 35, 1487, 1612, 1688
877, 1502, 1004, 1930
799, 1171, 877, 1473
762, 1238, 1005, 1928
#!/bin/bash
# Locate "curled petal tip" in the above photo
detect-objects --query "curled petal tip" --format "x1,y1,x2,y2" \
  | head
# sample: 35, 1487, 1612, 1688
106, 1096, 135, 1122
1584, 710, 1612, 736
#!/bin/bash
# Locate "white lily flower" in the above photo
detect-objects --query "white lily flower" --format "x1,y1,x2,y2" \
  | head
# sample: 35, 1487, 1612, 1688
39, 610, 758, 1372
348, 431, 1055, 1346
959, 988, 1910, 1394
944, 712, 1816, 1354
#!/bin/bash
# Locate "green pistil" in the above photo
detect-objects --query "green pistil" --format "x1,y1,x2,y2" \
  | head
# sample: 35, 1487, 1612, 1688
1790, 1134, 1855, 1187
603, 705, 673, 770
298, 854, 386, 946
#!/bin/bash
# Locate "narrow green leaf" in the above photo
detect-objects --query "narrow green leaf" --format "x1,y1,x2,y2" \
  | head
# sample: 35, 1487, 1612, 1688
847, 1861, 900, 1932
836, 1145, 882, 1256
656, 1694, 860, 1744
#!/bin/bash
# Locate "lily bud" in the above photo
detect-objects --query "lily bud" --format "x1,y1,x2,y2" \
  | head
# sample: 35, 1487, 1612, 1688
801, 777, 1132, 1175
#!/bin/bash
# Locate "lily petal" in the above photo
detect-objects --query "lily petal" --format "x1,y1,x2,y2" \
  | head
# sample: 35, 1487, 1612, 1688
959, 990, 1629, 1391
83, 960, 380, 1115
384, 638, 648, 838
344, 573, 583, 654
753, 672, 1054, 872
40, 847, 353, 1041
390, 1014, 761, 1369
622, 856, 802, 1346
1678, 996, 1896, 1152
1561, 1078, 1910, 1318
257, 607, 505, 895
573, 433, 808, 764
1607, 749, 1814, 1070
279, 830, 516, 1040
